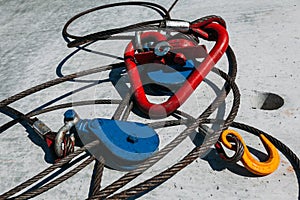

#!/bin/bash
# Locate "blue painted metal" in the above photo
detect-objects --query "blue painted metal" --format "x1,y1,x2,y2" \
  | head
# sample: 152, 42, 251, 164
75, 118, 159, 171
64, 109, 77, 121
147, 59, 195, 85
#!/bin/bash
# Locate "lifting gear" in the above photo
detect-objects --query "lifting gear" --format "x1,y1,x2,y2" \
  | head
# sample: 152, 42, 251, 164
124, 20, 229, 118
220, 129, 280, 176
54, 109, 159, 171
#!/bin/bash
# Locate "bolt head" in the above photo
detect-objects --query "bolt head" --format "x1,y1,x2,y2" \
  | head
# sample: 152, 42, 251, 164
127, 135, 138, 144
64, 109, 79, 122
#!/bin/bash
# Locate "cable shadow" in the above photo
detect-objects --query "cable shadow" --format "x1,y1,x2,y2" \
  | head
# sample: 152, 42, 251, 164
192, 131, 265, 177
57, 38, 123, 83
1, 45, 124, 164
29, 78, 110, 114
0, 106, 56, 163
109, 66, 154, 119
25, 153, 89, 193
199, 142, 269, 178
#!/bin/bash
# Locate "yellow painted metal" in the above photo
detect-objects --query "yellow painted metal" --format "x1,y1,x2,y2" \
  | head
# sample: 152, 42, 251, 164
220, 129, 280, 176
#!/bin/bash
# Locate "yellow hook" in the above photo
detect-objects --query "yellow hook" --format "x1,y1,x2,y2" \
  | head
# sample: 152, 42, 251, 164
220, 129, 280, 176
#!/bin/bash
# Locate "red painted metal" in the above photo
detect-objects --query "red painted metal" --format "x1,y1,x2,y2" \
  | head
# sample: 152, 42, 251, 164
124, 23, 229, 118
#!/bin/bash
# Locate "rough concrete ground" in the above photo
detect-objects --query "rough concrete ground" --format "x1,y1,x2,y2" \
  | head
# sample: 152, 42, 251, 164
0, 0, 299, 199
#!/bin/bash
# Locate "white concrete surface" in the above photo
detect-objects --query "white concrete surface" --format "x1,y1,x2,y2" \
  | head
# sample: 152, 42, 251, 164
0, 0, 299, 199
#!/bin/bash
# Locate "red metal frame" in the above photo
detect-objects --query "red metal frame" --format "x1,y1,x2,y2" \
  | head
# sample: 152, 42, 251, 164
124, 23, 229, 118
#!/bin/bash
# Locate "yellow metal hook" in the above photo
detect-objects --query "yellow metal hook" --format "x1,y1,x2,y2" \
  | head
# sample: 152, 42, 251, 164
220, 129, 280, 176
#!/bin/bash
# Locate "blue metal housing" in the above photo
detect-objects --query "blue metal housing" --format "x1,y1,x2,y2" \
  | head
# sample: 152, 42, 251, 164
75, 118, 159, 171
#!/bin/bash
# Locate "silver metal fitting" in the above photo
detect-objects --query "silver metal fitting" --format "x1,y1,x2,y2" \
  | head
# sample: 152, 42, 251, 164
154, 41, 171, 56
134, 31, 143, 51
55, 110, 80, 157
55, 121, 76, 157
160, 20, 190, 33
32, 120, 51, 138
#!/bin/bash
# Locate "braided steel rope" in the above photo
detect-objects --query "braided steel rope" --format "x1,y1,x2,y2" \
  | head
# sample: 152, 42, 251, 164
0, 63, 124, 108
90, 24, 239, 198
14, 156, 95, 200
90, 49, 238, 199
103, 66, 240, 199
0, 3, 299, 199
90, 160, 105, 197
1, 70, 299, 199
0, 57, 236, 199
0, 141, 98, 199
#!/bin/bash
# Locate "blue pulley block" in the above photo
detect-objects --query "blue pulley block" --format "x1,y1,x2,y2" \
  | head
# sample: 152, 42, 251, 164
75, 118, 159, 171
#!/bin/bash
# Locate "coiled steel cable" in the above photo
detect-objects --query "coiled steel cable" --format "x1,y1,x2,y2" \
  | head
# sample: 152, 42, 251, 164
0, 45, 236, 199
102, 67, 240, 199
1, 43, 298, 199
0, 63, 124, 109
0, 141, 98, 199
62, 1, 171, 47
0, 3, 299, 199
90, 52, 238, 199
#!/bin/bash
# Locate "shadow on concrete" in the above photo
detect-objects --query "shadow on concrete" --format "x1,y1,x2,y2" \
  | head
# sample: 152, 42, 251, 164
191, 130, 269, 177
202, 147, 268, 178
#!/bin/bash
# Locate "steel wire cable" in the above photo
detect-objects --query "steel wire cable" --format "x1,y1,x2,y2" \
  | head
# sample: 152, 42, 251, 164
62, 1, 171, 40
103, 66, 240, 199
0, 44, 236, 199
1, 75, 299, 199
1, 44, 298, 199
0, 17, 238, 198
89, 160, 105, 197
0, 44, 299, 200
0, 3, 299, 198
0, 141, 98, 199
62, 1, 172, 47
89, 44, 239, 198
14, 156, 96, 200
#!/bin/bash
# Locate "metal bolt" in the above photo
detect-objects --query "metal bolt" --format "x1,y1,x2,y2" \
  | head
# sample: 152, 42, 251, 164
127, 135, 138, 144
64, 109, 79, 123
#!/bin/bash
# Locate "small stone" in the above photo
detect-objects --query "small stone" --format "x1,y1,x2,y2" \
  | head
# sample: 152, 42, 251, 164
216, 186, 219, 190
